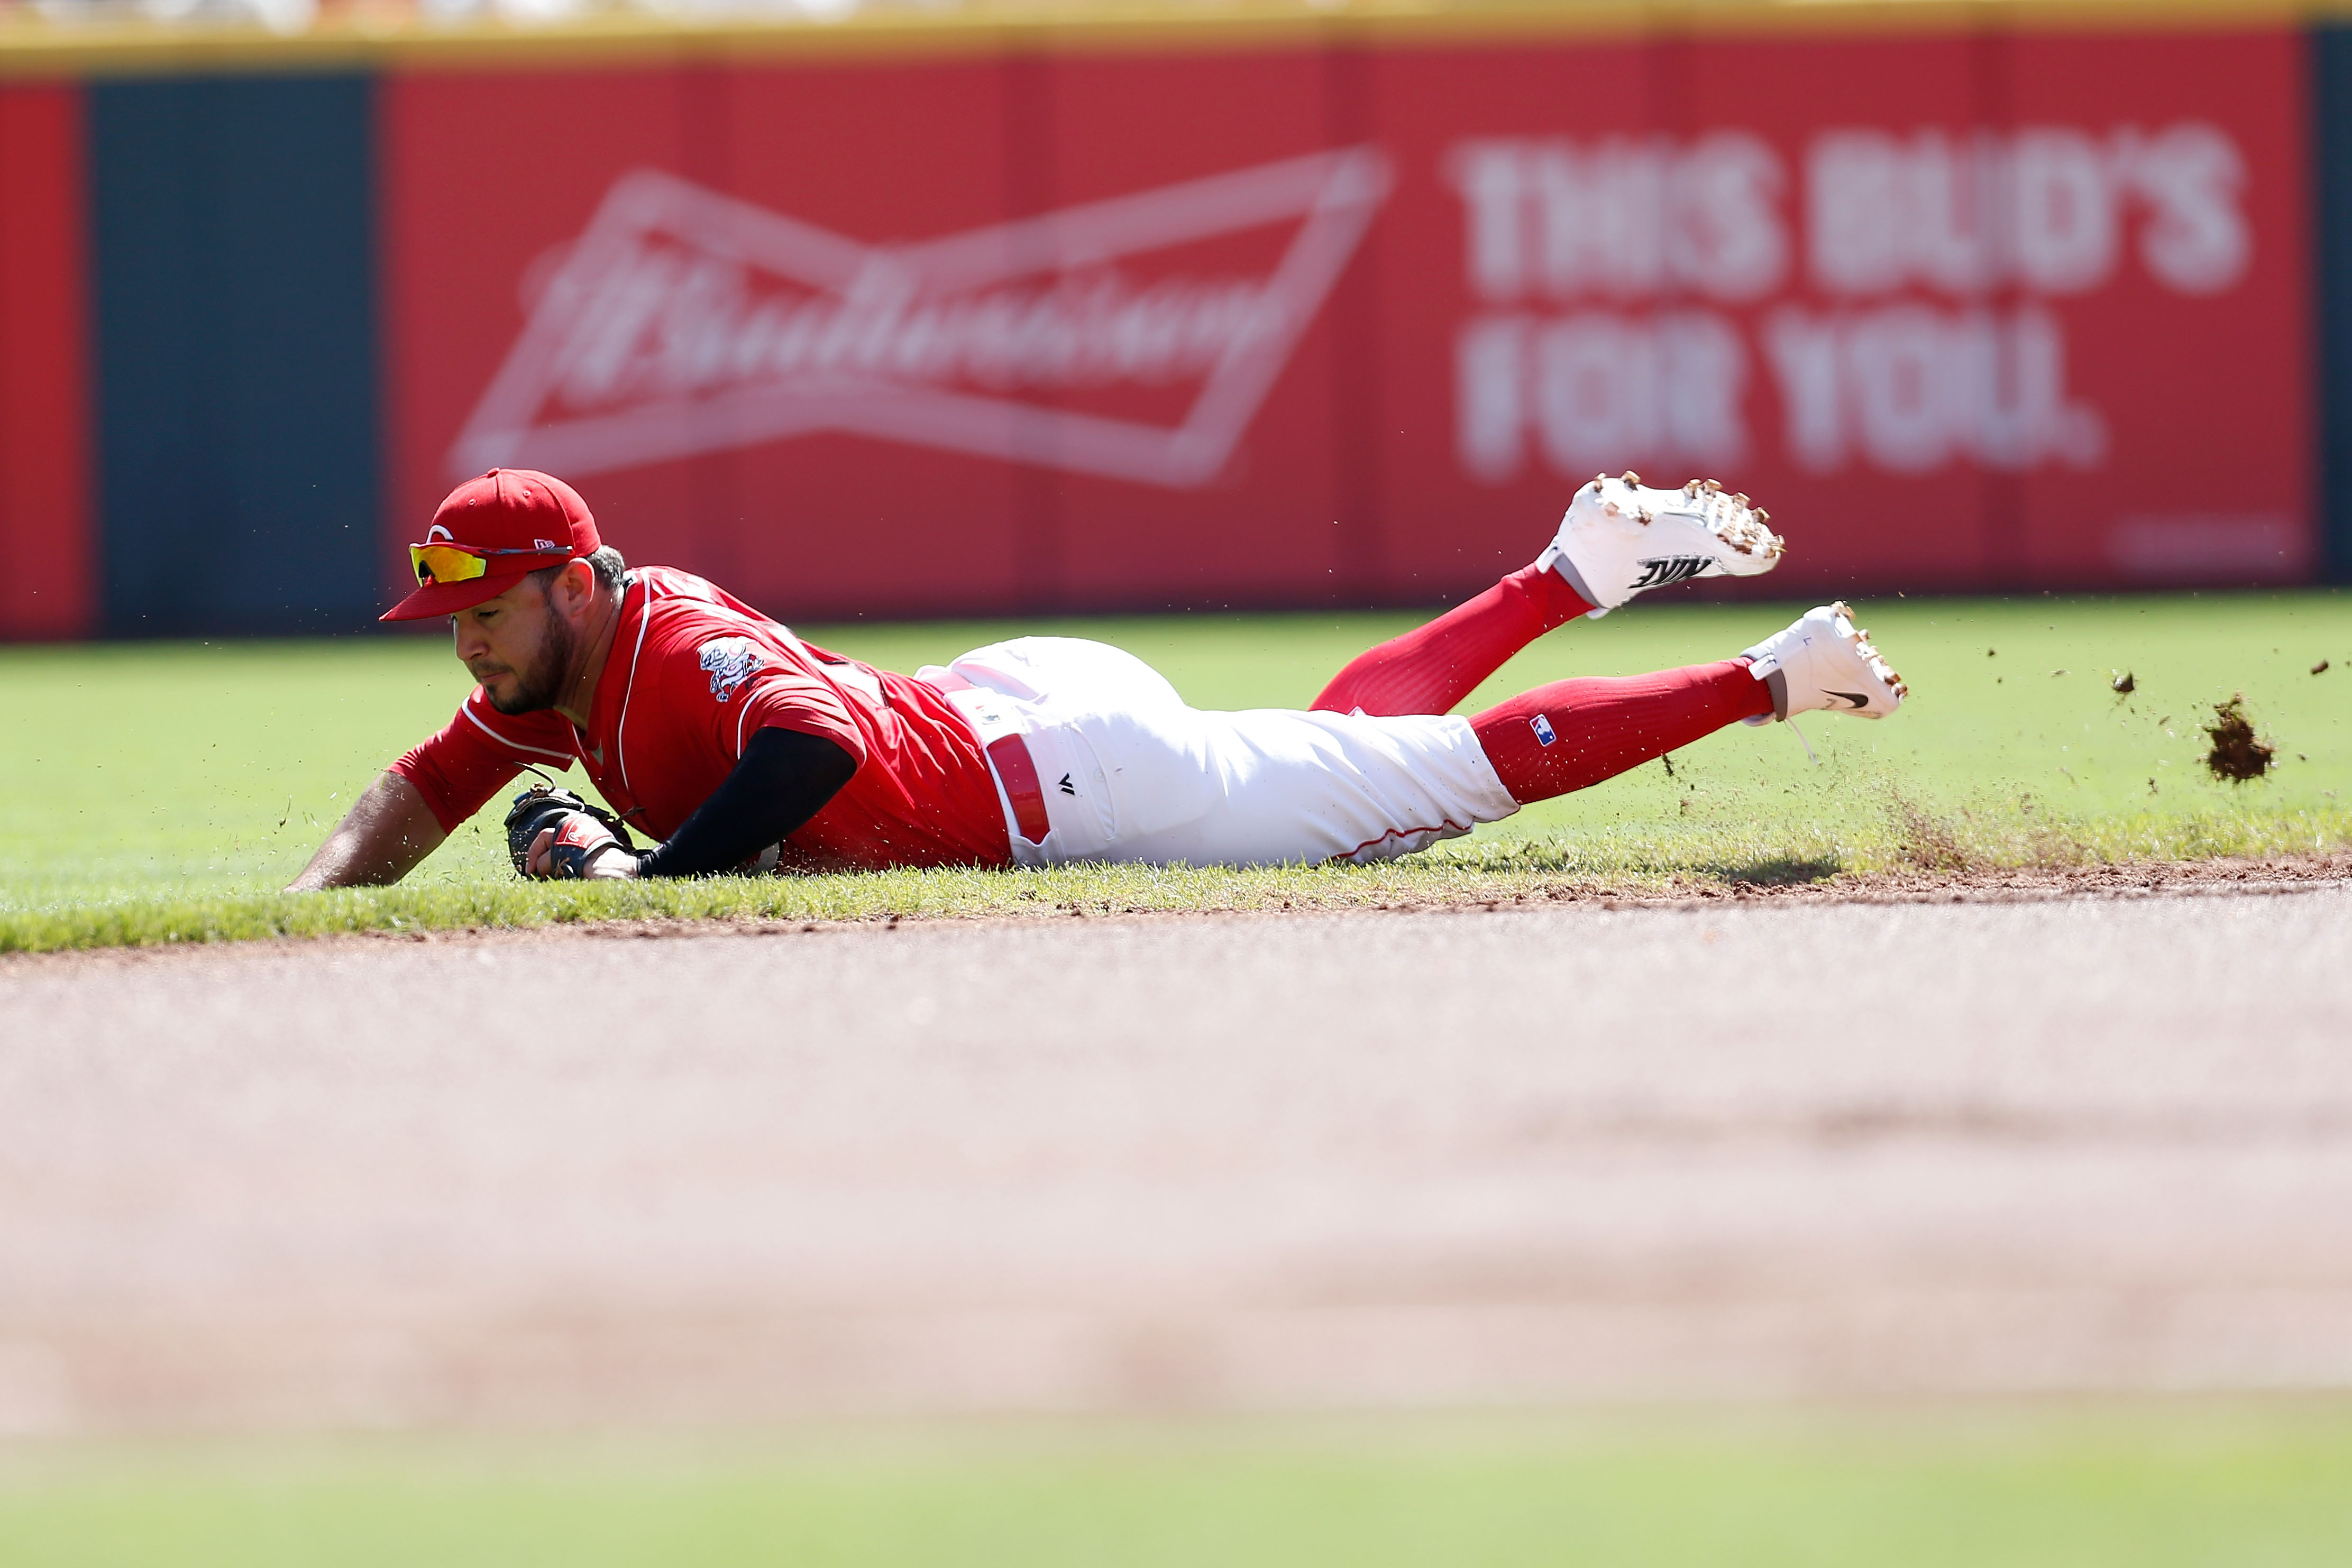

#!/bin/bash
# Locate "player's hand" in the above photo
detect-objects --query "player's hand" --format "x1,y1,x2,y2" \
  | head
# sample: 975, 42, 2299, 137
526, 817, 639, 880
505, 785, 640, 881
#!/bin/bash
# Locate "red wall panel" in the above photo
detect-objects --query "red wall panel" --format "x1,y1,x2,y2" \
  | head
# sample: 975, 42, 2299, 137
1366, 28, 2308, 599
0, 83, 93, 640
1035, 48, 1353, 609
384, 61, 1033, 620
382, 26, 2309, 618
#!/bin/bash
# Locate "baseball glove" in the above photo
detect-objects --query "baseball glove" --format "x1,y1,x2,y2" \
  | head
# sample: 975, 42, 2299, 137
504, 784, 638, 879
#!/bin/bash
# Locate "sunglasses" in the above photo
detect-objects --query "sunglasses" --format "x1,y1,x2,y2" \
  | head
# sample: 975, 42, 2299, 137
409, 543, 566, 588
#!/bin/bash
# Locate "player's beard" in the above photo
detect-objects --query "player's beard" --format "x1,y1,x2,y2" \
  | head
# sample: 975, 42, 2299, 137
487, 601, 576, 716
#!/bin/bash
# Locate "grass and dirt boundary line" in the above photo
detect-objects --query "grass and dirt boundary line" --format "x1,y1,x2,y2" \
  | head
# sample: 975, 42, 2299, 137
9, 811, 2347, 957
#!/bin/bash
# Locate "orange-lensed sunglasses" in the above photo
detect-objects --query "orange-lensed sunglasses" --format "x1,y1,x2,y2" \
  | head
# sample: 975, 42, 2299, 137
408, 543, 566, 588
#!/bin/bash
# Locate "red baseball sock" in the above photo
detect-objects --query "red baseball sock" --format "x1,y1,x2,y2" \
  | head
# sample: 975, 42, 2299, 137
1471, 660, 1771, 805
1312, 563, 1594, 717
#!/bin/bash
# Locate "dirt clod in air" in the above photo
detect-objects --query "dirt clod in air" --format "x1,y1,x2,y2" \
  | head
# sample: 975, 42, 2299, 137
2111, 671, 2136, 695
2202, 696, 2275, 783
2313, 659, 2330, 676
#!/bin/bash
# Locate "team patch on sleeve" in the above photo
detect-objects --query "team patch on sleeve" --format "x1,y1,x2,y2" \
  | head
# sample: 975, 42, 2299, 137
698, 637, 765, 703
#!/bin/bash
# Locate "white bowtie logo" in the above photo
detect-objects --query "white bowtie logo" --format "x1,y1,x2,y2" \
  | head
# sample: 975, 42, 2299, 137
452, 148, 1391, 491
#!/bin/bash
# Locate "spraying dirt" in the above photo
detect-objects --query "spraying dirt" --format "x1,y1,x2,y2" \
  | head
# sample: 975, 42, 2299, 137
2203, 695, 2275, 783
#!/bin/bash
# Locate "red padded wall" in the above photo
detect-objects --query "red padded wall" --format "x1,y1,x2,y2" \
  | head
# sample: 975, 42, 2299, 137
381, 28, 2309, 619
0, 83, 93, 639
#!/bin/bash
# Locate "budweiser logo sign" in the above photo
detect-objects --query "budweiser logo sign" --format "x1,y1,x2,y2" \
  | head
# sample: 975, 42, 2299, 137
451, 149, 1391, 489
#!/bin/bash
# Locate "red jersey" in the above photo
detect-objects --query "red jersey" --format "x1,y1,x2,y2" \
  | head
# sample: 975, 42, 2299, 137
390, 566, 1011, 871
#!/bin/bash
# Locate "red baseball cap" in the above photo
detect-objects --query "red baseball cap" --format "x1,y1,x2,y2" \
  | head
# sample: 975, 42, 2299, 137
381, 469, 602, 621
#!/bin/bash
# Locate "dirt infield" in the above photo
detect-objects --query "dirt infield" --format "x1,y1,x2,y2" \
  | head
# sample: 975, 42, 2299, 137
2, 871, 2349, 1435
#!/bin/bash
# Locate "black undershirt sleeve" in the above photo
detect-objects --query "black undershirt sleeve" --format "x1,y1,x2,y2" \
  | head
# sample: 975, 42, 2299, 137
634, 725, 858, 878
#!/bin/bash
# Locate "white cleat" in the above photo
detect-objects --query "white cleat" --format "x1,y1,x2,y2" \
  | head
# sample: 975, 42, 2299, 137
1740, 602, 1908, 723
1535, 472, 1785, 616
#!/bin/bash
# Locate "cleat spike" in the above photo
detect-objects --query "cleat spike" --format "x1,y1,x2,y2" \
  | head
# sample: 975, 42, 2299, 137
1622, 470, 1642, 487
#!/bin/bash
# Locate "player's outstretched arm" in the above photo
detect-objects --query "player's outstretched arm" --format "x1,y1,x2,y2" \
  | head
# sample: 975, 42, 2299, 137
286, 772, 449, 891
520, 727, 857, 879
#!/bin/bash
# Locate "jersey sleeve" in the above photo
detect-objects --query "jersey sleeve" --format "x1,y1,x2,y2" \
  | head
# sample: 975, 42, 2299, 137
684, 631, 872, 769
388, 690, 578, 834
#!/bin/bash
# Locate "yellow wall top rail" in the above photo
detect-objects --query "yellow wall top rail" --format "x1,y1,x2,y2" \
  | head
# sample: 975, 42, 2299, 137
0, 0, 2336, 79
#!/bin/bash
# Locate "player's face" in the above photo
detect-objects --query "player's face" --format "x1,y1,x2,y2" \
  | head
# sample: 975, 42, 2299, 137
450, 578, 574, 716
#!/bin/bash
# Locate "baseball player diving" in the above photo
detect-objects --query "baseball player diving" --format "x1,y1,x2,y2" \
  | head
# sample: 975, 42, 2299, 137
288, 467, 1907, 890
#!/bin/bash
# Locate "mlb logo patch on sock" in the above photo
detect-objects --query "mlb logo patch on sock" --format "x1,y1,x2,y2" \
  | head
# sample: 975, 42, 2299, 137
1530, 713, 1557, 746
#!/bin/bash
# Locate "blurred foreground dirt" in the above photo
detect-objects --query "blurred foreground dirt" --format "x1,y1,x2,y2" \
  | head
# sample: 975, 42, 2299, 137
2, 877, 2348, 1433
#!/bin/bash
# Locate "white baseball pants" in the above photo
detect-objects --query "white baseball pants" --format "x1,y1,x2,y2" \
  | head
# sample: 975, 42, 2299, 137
920, 637, 1521, 868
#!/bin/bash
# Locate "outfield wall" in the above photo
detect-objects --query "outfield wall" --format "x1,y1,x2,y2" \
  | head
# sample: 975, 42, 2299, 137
0, 5, 2345, 636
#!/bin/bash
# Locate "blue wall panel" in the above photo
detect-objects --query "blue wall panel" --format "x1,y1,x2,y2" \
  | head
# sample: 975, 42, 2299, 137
2314, 27, 2352, 583
89, 74, 380, 635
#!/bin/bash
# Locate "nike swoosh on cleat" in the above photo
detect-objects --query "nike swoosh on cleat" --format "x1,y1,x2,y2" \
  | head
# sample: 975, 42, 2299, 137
1825, 691, 1870, 709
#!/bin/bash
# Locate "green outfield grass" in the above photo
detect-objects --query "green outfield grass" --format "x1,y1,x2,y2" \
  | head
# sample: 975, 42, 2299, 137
5, 1405, 2351, 1568
2, 592, 2347, 951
